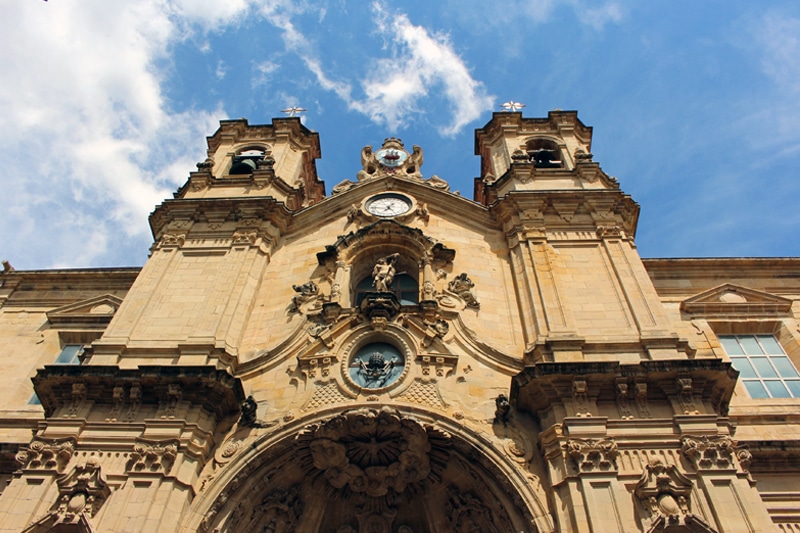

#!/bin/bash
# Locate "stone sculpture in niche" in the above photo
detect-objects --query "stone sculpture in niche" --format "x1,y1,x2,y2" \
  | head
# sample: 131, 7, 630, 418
372, 253, 399, 292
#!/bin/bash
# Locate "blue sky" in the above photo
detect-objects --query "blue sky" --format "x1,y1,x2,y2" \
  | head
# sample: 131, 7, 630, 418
2, 1, 800, 269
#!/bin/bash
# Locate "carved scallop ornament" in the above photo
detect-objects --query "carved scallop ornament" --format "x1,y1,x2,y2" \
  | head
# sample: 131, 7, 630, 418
297, 407, 451, 498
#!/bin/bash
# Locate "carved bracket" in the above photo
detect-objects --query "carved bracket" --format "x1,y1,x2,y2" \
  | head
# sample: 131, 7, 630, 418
127, 439, 179, 475
565, 437, 619, 473
15, 438, 76, 472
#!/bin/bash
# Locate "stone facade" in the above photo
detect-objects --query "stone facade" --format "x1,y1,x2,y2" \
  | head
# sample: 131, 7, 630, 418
0, 112, 798, 532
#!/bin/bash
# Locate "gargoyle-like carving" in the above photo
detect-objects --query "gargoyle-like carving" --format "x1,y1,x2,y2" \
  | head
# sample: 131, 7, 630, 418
127, 440, 179, 474
566, 437, 619, 472
299, 407, 449, 498
15, 438, 75, 472
448, 273, 479, 308
239, 395, 259, 427
290, 280, 320, 313
494, 394, 510, 424
405, 145, 423, 178
681, 435, 744, 470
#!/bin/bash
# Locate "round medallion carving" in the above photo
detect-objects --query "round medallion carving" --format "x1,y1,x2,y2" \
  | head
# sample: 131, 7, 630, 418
347, 342, 406, 390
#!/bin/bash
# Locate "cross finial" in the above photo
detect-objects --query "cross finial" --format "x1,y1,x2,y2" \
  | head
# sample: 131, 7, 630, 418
501, 101, 526, 112
281, 105, 307, 117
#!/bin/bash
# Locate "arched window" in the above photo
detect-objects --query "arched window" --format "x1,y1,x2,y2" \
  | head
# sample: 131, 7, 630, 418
525, 139, 563, 169
354, 273, 419, 306
229, 147, 267, 175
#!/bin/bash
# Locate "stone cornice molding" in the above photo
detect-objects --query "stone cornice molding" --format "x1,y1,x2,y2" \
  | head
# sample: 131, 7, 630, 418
32, 365, 243, 421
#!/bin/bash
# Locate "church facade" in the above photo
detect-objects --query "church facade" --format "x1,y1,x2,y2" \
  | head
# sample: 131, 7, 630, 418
0, 111, 798, 532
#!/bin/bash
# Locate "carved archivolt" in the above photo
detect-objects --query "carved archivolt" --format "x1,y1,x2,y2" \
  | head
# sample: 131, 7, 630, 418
297, 407, 450, 497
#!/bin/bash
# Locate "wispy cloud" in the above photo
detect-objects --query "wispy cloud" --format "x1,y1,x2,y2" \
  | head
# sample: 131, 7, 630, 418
358, 2, 495, 135
254, 1, 493, 135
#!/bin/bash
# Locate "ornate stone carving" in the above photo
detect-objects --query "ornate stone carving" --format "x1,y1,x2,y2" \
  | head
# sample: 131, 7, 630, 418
299, 407, 449, 497
15, 438, 75, 472
447, 273, 480, 308
445, 485, 501, 533
633, 458, 717, 532
54, 459, 111, 520
566, 437, 619, 472
127, 440, 179, 475
231, 231, 257, 245
290, 280, 320, 313
258, 486, 303, 533
681, 435, 744, 470
159, 233, 186, 248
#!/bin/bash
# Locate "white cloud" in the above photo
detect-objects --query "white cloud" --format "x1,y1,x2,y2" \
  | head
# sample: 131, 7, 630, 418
0, 1, 233, 268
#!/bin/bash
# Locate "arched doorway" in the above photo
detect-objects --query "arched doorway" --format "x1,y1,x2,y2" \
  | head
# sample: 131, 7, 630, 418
186, 406, 552, 533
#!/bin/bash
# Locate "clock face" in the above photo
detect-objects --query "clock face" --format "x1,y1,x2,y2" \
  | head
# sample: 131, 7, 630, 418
366, 194, 412, 217
375, 148, 408, 168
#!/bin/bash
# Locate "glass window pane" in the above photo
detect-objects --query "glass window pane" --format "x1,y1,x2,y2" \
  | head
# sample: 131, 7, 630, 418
743, 380, 769, 398
751, 358, 778, 378
55, 345, 82, 364
786, 380, 800, 398
765, 380, 791, 398
731, 358, 757, 378
772, 357, 800, 378
757, 335, 784, 354
739, 336, 764, 355
720, 336, 744, 355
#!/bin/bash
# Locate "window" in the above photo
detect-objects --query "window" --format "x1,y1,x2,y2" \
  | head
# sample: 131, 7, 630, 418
720, 335, 800, 398
354, 273, 419, 306
54, 344, 84, 365
28, 344, 83, 404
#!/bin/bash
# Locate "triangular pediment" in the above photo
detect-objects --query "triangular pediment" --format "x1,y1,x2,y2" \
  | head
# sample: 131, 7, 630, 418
681, 284, 792, 317
46, 294, 123, 326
